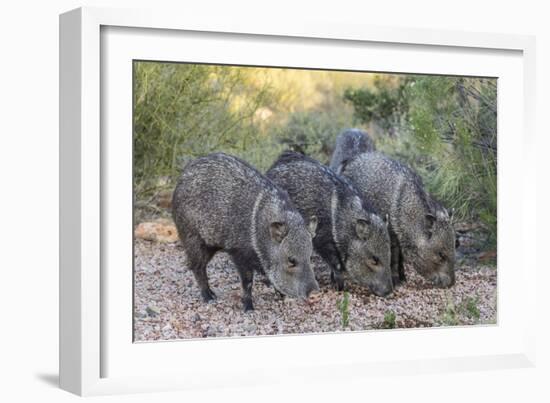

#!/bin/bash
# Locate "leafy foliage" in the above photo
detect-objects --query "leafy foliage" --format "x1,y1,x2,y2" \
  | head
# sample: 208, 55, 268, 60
441, 298, 460, 326
382, 310, 396, 329
338, 291, 350, 329
270, 110, 352, 165
440, 296, 481, 326
465, 297, 481, 319
343, 75, 410, 135
133, 62, 272, 199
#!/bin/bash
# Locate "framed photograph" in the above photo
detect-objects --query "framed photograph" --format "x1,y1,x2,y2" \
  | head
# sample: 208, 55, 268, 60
60, 6, 537, 396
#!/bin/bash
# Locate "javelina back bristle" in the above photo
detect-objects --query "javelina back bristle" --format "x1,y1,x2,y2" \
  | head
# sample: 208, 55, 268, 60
330, 128, 376, 173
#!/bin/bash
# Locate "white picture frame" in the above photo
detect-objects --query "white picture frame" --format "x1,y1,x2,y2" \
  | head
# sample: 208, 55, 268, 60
59, 6, 537, 396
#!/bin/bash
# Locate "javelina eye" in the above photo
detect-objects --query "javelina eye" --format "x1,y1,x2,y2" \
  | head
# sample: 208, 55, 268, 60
369, 256, 380, 266
438, 252, 447, 262
288, 257, 297, 267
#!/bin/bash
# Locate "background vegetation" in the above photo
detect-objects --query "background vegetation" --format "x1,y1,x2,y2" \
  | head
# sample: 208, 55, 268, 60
133, 61, 497, 248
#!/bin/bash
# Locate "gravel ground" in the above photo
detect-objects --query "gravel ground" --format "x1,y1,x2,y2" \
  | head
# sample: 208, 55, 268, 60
133, 233, 497, 341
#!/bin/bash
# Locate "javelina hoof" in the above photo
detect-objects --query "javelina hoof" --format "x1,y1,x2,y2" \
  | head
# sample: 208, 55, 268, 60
274, 289, 285, 300
392, 275, 401, 287
331, 271, 345, 291
398, 266, 406, 282
242, 298, 254, 312
201, 288, 217, 302
332, 280, 345, 291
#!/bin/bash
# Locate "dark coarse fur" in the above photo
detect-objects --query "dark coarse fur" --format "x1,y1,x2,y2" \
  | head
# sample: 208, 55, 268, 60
338, 152, 456, 288
172, 153, 319, 311
330, 128, 376, 172
267, 151, 393, 297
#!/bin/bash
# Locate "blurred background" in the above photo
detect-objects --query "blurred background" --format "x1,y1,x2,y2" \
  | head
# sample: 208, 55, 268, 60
133, 61, 497, 251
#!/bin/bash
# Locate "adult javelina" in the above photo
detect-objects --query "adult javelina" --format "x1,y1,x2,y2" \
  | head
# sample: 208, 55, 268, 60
172, 153, 319, 311
338, 153, 456, 288
330, 128, 375, 172
267, 151, 393, 297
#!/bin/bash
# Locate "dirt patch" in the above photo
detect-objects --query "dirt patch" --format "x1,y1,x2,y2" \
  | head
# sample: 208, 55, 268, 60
133, 238, 497, 341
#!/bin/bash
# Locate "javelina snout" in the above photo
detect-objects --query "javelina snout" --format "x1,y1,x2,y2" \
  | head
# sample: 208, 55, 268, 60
415, 211, 457, 289
270, 264, 319, 300
370, 275, 393, 297
344, 213, 393, 297
306, 281, 320, 297
301, 276, 320, 299
429, 269, 455, 288
348, 260, 393, 297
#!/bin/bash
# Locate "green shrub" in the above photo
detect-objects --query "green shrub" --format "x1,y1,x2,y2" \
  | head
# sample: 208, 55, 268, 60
270, 110, 354, 165
464, 297, 481, 320
440, 296, 481, 326
343, 75, 410, 135
441, 298, 459, 326
382, 310, 396, 329
338, 291, 350, 329
133, 62, 272, 201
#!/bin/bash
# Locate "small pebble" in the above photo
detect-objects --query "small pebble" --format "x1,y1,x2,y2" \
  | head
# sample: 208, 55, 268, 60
135, 310, 147, 319
146, 305, 161, 317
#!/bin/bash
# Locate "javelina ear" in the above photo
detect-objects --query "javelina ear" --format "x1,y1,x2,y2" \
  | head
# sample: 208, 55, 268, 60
336, 158, 349, 175
356, 219, 369, 240
426, 213, 436, 228
383, 213, 389, 226
436, 209, 450, 221
270, 222, 288, 243
307, 215, 318, 238
449, 208, 455, 221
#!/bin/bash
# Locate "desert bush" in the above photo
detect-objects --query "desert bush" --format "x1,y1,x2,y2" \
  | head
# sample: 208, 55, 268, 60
270, 110, 354, 165
343, 75, 410, 136
133, 62, 272, 201
382, 310, 396, 329
338, 291, 350, 329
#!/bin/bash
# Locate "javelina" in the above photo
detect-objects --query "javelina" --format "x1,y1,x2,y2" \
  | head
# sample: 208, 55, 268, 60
330, 128, 375, 172
337, 152, 456, 288
172, 153, 319, 311
267, 151, 392, 297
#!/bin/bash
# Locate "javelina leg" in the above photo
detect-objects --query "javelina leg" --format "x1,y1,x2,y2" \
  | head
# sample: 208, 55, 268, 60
389, 231, 401, 287
255, 266, 272, 288
398, 248, 406, 282
229, 251, 256, 312
253, 260, 284, 300
330, 267, 345, 291
319, 245, 345, 291
183, 235, 217, 302
239, 269, 254, 312
259, 276, 285, 300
